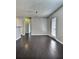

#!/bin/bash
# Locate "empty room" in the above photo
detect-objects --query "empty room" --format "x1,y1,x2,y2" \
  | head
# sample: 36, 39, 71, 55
16, 0, 63, 59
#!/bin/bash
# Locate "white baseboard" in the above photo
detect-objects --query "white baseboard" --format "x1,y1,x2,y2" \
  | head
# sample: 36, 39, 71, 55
31, 34, 48, 36
48, 35, 63, 44
16, 36, 21, 40
32, 34, 63, 44
16, 34, 63, 44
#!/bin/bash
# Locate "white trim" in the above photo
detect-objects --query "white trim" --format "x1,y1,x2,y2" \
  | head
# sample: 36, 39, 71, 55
31, 34, 49, 36
16, 34, 63, 44
21, 33, 25, 36
16, 36, 21, 40
48, 34, 63, 44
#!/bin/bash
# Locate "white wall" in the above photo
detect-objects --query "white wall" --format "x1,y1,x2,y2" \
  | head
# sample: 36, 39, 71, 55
16, 17, 23, 40
31, 17, 48, 35
16, 17, 49, 40
16, 27, 21, 40
16, 7, 63, 43
48, 6, 63, 43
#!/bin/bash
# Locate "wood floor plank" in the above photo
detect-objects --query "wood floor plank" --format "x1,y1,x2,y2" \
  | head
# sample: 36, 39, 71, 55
16, 35, 63, 59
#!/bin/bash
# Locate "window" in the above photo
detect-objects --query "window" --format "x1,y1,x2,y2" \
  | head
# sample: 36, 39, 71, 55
51, 17, 56, 37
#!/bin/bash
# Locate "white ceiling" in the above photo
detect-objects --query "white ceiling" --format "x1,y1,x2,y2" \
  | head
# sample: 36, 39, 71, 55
16, 0, 63, 17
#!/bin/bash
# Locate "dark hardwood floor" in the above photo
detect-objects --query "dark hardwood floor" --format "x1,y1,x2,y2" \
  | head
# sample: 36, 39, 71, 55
16, 35, 63, 59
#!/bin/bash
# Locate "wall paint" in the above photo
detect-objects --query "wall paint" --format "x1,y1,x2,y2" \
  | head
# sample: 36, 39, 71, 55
16, 7, 63, 44
16, 17, 24, 40
48, 6, 63, 43
31, 17, 48, 35
16, 27, 21, 40
16, 17, 49, 40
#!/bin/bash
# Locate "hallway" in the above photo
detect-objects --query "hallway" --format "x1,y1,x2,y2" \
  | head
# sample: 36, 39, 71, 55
16, 35, 63, 59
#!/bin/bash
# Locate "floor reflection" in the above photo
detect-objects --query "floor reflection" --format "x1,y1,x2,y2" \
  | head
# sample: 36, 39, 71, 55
16, 36, 63, 59
20, 35, 31, 49
49, 40, 56, 49
49, 40, 58, 57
